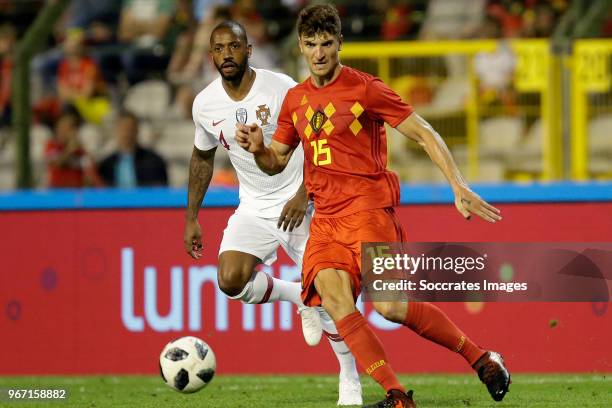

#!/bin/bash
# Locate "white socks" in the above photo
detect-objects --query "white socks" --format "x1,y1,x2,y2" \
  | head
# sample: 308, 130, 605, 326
228, 272, 359, 383
229, 270, 303, 306
318, 307, 360, 381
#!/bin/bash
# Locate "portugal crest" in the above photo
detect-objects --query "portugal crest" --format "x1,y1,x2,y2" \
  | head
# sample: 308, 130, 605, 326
310, 110, 326, 134
236, 108, 248, 124
256, 104, 271, 126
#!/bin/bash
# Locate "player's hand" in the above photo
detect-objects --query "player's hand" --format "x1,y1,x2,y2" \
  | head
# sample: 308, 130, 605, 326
184, 218, 203, 259
235, 123, 265, 154
278, 187, 308, 232
454, 185, 502, 223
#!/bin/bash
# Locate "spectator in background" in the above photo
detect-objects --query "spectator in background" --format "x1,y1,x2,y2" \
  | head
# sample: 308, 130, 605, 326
45, 109, 102, 188
117, 0, 177, 84
57, 29, 111, 124
474, 15, 517, 114
380, 0, 423, 41
167, 4, 231, 86
192, 0, 231, 23
521, 2, 558, 38
487, 0, 524, 38
98, 110, 168, 187
231, 0, 277, 68
168, 1, 277, 87
0, 23, 15, 129
63, 0, 121, 45
420, 0, 486, 39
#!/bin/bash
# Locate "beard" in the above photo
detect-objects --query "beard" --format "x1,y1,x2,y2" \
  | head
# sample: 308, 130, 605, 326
216, 59, 247, 82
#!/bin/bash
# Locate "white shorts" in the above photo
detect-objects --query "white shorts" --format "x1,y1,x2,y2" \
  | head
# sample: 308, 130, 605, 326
218, 209, 312, 266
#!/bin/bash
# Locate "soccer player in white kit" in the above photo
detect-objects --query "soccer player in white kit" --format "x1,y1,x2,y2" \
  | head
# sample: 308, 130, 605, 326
183, 21, 362, 405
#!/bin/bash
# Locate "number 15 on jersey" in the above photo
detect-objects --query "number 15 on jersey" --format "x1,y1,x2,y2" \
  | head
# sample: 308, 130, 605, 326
310, 139, 332, 166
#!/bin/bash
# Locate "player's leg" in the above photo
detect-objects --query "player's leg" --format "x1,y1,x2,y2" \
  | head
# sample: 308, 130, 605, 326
301, 214, 414, 407
218, 250, 305, 304
318, 307, 362, 406
369, 207, 510, 402
218, 212, 322, 345
373, 301, 485, 365
314, 268, 414, 405
372, 300, 510, 401
276, 209, 362, 404
217, 212, 302, 304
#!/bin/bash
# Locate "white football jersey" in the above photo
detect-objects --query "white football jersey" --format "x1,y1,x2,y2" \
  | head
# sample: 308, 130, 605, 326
193, 68, 303, 218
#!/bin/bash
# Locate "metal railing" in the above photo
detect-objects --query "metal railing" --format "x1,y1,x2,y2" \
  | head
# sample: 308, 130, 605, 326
570, 40, 612, 180
340, 39, 611, 182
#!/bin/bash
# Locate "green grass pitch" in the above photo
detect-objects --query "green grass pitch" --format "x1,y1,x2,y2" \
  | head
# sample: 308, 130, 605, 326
0, 374, 609, 407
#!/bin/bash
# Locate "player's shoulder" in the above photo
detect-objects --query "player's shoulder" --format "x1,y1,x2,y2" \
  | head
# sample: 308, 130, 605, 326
341, 66, 377, 85
254, 68, 297, 90
192, 77, 223, 109
285, 77, 310, 98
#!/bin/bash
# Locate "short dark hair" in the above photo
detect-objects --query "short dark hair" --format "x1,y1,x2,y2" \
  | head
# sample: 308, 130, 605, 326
211, 20, 248, 43
297, 4, 341, 38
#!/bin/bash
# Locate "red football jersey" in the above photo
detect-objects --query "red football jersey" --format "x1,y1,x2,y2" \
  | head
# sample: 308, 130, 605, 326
58, 57, 101, 93
273, 66, 414, 218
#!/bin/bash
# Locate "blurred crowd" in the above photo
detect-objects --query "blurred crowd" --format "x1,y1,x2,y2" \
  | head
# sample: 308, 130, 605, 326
0, 0, 609, 189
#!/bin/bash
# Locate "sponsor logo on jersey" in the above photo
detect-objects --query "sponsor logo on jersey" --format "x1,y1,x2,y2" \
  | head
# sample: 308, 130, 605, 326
310, 110, 326, 134
236, 108, 248, 124
256, 104, 271, 126
212, 119, 225, 126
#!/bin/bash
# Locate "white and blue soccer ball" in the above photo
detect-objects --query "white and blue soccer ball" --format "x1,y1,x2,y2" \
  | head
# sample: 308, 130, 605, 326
159, 336, 216, 393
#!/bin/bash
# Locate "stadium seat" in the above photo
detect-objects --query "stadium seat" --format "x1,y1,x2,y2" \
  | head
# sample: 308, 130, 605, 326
156, 120, 195, 162
479, 159, 506, 182
0, 161, 13, 189
430, 77, 469, 111
589, 114, 612, 176
479, 117, 523, 158
523, 119, 542, 155
589, 114, 612, 155
123, 80, 171, 120
167, 160, 189, 187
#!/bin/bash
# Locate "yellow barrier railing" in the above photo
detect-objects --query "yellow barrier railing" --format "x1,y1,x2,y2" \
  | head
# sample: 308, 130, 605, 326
341, 40, 563, 181
570, 40, 612, 180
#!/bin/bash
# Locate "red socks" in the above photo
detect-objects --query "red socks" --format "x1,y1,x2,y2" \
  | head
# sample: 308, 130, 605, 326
336, 311, 405, 393
403, 302, 486, 366
334, 304, 484, 395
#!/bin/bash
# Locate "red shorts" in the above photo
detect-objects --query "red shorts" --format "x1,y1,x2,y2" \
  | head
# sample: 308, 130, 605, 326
301, 207, 406, 307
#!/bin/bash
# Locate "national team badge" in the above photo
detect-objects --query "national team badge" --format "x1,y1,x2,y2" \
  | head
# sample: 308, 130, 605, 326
310, 110, 326, 134
255, 104, 271, 126
236, 108, 248, 124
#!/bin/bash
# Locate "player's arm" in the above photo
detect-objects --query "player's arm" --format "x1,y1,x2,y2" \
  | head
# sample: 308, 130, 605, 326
278, 182, 308, 232
184, 145, 216, 259
235, 123, 295, 175
395, 113, 502, 223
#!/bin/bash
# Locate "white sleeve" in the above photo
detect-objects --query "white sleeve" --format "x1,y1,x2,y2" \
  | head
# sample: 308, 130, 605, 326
277, 72, 298, 90
192, 96, 218, 151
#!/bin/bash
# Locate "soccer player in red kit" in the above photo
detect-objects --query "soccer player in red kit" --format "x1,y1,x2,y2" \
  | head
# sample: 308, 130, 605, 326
236, 4, 510, 407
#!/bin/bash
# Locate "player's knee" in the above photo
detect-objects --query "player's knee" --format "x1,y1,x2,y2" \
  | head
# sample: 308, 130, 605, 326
217, 266, 249, 297
373, 301, 406, 323
320, 292, 356, 321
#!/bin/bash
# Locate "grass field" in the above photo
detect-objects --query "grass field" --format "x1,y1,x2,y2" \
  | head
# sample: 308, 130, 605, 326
0, 374, 610, 407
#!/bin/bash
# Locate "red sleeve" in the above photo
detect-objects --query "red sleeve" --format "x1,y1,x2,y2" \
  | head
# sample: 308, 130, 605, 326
365, 78, 414, 127
272, 92, 300, 148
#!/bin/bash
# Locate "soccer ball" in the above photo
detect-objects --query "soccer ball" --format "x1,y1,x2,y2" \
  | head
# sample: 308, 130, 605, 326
159, 336, 216, 393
